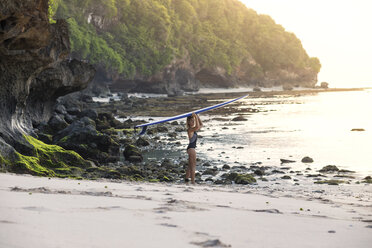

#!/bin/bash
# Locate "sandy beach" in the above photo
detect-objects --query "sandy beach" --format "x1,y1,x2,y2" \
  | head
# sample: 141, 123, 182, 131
1, 173, 371, 248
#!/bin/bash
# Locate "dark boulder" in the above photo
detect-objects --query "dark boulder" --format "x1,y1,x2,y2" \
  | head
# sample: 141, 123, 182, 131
161, 159, 176, 169
136, 137, 150, 147
55, 104, 67, 115
79, 109, 98, 120
66, 107, 81, 116
48, 115, 68, 133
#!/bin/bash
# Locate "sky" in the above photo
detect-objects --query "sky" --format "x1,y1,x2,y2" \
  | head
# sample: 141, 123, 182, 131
239, 0, 372, 88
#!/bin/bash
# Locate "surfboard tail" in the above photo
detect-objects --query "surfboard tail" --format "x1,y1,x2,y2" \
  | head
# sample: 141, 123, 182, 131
138, 126, 147, 135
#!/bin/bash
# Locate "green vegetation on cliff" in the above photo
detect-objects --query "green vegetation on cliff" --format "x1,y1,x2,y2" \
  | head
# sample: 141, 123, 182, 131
51, 0, 320, 79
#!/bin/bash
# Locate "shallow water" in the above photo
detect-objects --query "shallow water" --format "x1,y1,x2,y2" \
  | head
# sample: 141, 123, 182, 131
137, 90, 372, 177
194, 90, 372, 176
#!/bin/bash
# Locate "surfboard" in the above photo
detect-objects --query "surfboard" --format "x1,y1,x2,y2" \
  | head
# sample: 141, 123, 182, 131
135, 94, 248, 135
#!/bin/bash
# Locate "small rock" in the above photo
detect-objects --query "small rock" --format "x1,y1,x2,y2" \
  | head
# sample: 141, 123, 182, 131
202, 168, 218, 176
319, 165, 339, 173
231, 116, 247, 121
167, 132, 177, 138
191, 239, 230, 248
156, 126, 168, 132
175, 127, 184, 132
301, 156, 314, 163
280, 159, 296, 163
351, 128, 365, 131
254, 169, 264, 176
281, 175, 292, 180
271, 170, 285, 174
222, 164, 230, 170
203, 162, 212, 167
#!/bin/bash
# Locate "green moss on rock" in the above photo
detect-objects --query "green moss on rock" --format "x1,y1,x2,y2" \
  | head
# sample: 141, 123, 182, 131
362, 176, 372, 184
12, 152, 55, 176
7, 135, 89, 177
235, 174, 256, 185
24, 135, 89, 168
314, 179, 344, 185
0, 155, 10, 172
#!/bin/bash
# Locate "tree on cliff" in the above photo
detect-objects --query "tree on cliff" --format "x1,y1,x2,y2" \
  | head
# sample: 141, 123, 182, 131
51, 0, 321, 85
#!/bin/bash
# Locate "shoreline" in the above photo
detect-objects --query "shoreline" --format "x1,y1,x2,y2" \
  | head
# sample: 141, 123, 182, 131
190, 87, 368, 101
0, 172, 371, 248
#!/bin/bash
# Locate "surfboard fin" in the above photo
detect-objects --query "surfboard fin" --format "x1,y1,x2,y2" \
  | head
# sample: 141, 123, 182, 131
138, 126, 147, 135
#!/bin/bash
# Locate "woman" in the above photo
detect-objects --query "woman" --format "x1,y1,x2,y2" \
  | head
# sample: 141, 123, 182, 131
185, 113, 203, 184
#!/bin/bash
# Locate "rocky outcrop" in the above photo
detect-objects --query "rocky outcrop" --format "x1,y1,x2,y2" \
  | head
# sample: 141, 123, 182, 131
109, 56, 200, 96
0, 0, 95, 175
108, 55, 317, 95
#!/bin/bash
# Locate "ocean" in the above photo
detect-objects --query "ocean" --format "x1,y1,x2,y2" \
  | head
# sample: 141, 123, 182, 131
191, 89, 372, 176
138, 89, 372, 177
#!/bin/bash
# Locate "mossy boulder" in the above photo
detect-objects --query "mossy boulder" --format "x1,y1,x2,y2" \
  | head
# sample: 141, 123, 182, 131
5, 135, 89, 177
223, 172, 256, 184
235, 174, 256, 185
161, 159, 177, 169
123, 145, 143, 163
84, 166, 122, 179
54, 118, 120, 163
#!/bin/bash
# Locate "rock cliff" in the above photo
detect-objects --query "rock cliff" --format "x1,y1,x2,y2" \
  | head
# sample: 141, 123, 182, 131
0, 0, 95, 173
56, 0, 320, 96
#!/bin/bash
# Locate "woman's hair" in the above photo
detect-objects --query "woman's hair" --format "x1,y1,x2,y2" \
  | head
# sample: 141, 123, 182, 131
186, 115, 194, 129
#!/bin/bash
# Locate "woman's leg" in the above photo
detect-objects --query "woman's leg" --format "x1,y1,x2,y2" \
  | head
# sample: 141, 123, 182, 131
188, 149, 196, 184
186, 150, 191, 181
